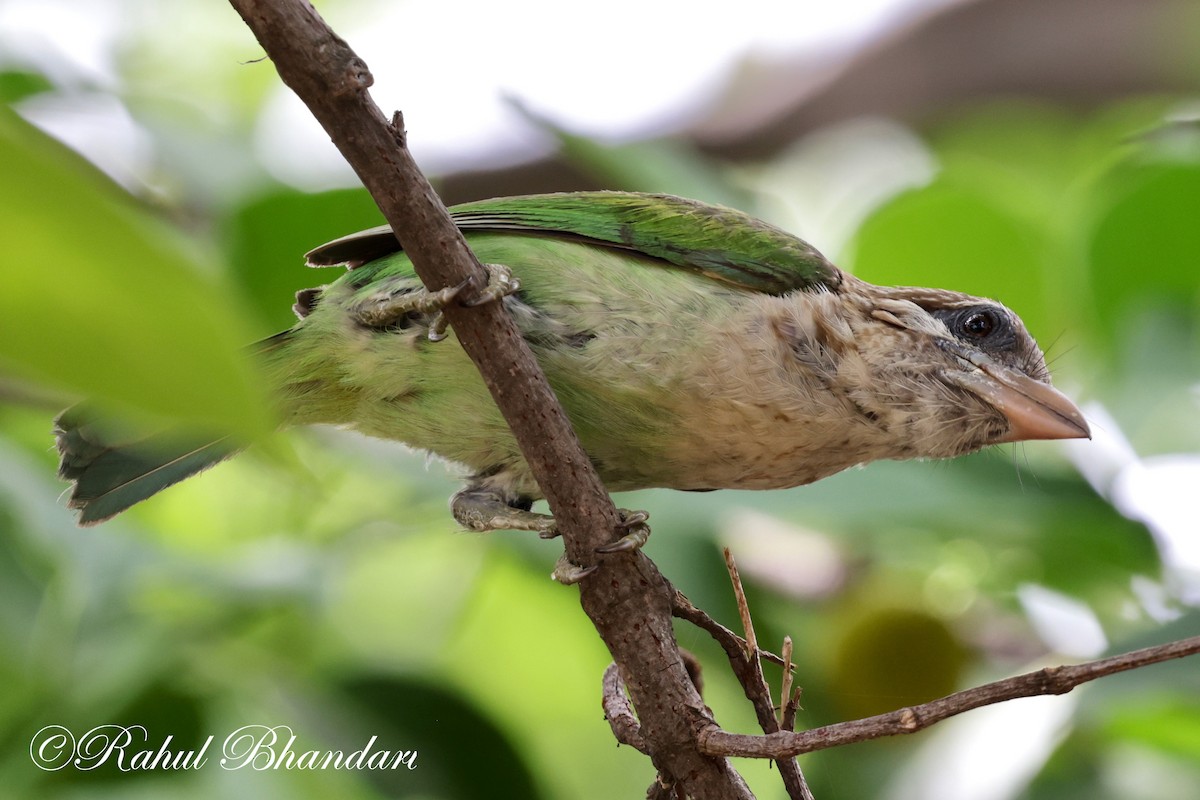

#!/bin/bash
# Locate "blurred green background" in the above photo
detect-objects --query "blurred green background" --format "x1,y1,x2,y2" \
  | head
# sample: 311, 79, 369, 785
1, 0, 1199, 798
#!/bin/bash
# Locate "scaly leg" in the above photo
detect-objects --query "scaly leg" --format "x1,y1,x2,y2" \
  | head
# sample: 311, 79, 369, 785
451, 485, 557, 536
352, 281, 466, 328
431, 263, 521, 341
351, 263, 520, 341
451, 486, 651, 585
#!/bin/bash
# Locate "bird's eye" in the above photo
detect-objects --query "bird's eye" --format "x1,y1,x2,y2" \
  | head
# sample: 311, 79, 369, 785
960, 310, 996, 339
931, 305, 1017, 351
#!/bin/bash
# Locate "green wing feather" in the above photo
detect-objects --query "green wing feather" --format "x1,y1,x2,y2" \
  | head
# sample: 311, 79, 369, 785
306, 192, 840, 295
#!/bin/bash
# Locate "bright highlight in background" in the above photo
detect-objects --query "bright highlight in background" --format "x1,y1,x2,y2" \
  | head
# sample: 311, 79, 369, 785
0, 0, 958, 187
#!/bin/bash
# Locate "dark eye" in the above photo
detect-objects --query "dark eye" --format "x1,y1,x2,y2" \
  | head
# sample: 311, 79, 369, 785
932, 305, 1017, 351
960, 310, 996, 339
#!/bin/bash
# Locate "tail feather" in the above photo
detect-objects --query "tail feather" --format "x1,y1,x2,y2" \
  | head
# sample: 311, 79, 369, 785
55, 407, 239, 525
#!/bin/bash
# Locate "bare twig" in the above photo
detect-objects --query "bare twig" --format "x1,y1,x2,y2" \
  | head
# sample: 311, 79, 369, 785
671, 587, 790, 670
698, 635, 1200, 759
679, 562, 815, 800
225, 2, 753, 796
672, 578, 812, 792
781, 685, 803, 735
603, 659, 700, 799
780, 636, 795, 727
602, 662, 649, 755
725, 547, 758, 662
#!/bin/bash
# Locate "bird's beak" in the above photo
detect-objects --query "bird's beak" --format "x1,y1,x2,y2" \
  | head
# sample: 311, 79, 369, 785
940, 345, 1091, 443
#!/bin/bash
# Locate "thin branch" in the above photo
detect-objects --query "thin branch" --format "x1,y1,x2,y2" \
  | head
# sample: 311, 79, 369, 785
698, 635, 1200, 759
602, 662, 649, 755
680, 562, 815, 800
780, 636, 795, 727
781, 685, 803, 735
671, 587, 790, 669
225, 2, 752, 796
725, 548, 759, 662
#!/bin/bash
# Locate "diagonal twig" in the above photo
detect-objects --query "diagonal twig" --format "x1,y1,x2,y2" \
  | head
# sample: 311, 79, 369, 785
670, 586, 790, 669
721, 549, 814, 800
698, 634, 1200, 759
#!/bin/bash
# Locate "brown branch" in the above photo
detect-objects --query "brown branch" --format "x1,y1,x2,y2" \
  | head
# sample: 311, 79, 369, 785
720, 550, 814, 799
602, 662, 649, 755
671, 587, 791, 670
698, 635, 1200, 759
724, 548, 759, 662
225, 1, 751, 796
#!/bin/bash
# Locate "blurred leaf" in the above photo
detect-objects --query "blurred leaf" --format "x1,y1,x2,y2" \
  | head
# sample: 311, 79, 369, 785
849, 180, 1053, 340
439, 548, 654, 798
0, 70, 54, 105
830, 607, 968, 720
223, 188, 385, 330
1102, 700, 1200, 759
337, 674, 545, 800
0, 110, 268, 435
43, 682, 206, 787
1088, 160, 1200, 345
933, 101, 1084, 206
1101, 307, 1200, 453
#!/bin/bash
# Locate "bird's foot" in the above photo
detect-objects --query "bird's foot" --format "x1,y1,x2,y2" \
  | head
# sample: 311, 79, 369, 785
428, 263, 520, 341
451, 485, 556, 535
551, 509, 651, 584
551, 553, 598, 585
595, 509, 652, 553
352, 281, 467, 330
351, 263, 519, 341
451, 486, 650, 584
462, 263, 520, 307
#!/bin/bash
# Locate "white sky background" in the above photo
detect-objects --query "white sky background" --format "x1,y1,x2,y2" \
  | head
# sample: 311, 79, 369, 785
264, 0, 954, 183
0, 0, 958, 185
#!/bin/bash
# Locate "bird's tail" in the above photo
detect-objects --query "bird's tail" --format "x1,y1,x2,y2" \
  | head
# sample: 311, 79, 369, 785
54, 406, 241, 526
54, 329, 308, 524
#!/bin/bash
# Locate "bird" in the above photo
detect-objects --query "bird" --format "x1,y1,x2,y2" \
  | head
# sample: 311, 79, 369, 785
55, 191, 1089, 579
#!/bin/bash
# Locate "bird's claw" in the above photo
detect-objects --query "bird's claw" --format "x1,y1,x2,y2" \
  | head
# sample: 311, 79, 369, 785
463, 263, 520, 307
551, 509, 650, 582
551, 554, 599, 585
428, 263, 518, 340
352, 280, 468, 331
354, 264, 518, 342
595, 509, 651, 554
451, 487, 648, 583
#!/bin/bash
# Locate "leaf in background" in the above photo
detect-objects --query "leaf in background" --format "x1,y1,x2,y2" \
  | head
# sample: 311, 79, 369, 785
1101, 700, 1200, 760
830, 607, 968, 720
848, 181, 1054, 341
0, 110, 269, 435
223, 187, 385, 331
337, 675, 545, 800
0, 70, 54, 105
1088, 160, 1200, 347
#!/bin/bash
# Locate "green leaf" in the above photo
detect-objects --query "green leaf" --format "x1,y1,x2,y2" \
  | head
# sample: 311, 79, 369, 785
0, 110, 269, 435
223, 187, 385, 330
337, 675, 546, 800
849, 181, 1054, 341
0, 70, 55, 104
1088, 161, 1200, 344
1102, 700, 1200, 759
